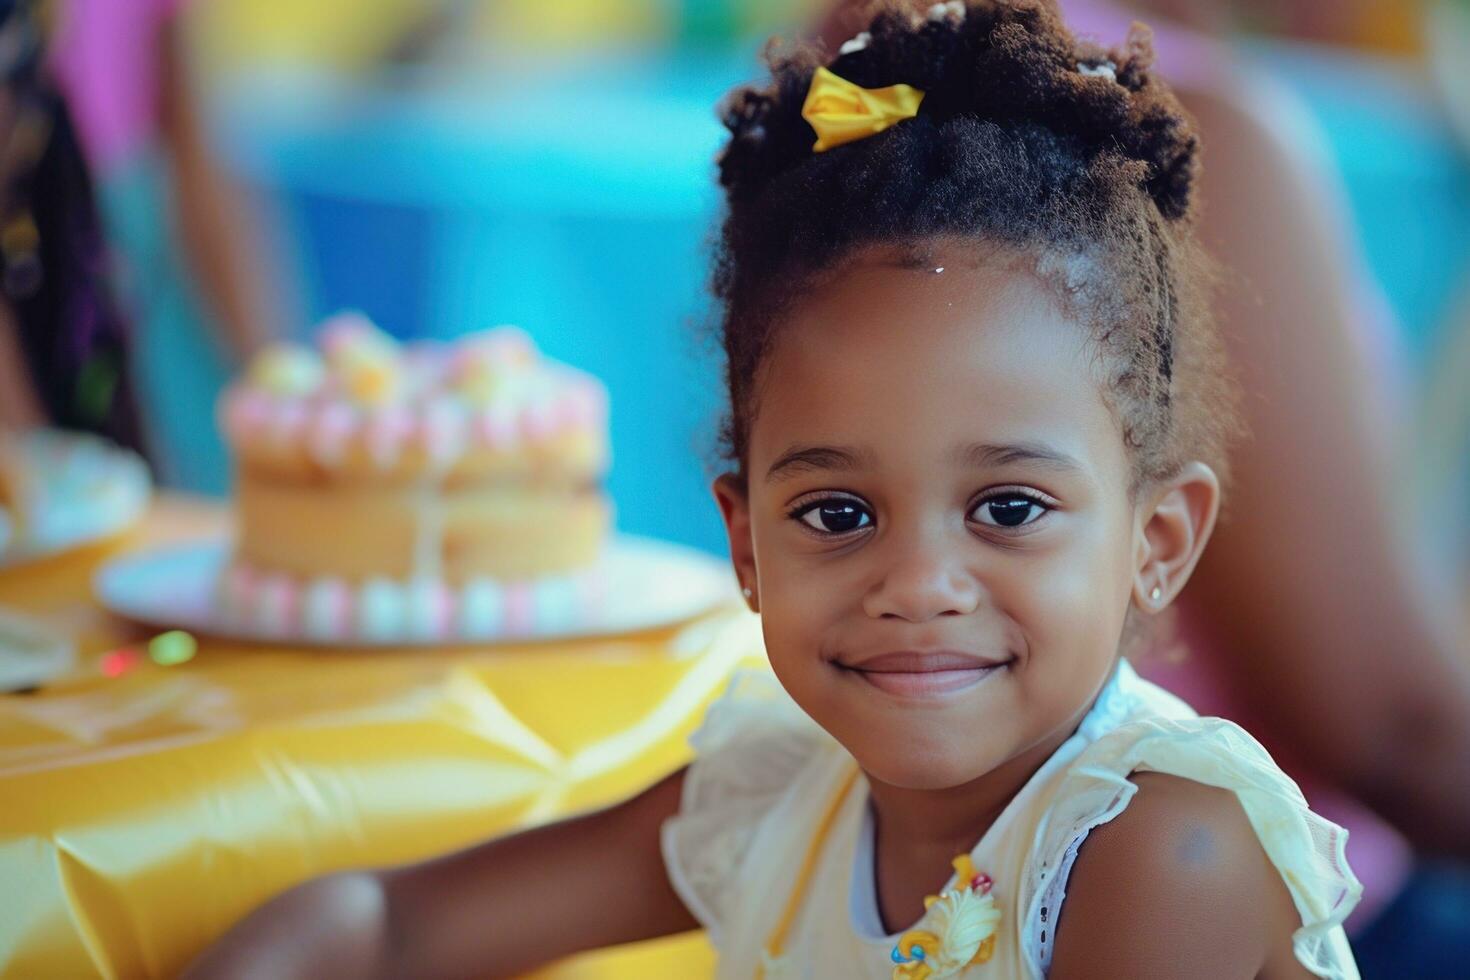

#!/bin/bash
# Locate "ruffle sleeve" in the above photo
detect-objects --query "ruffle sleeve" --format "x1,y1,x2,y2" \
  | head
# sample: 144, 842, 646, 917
1021, 714, 1363, 979
660, 669, 835, 946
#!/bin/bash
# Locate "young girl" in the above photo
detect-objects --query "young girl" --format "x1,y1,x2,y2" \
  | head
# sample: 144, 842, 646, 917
185, 2, 1362, 977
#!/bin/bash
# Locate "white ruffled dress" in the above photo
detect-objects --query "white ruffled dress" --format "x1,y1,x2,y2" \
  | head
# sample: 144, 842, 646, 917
661, 660, 1362, 979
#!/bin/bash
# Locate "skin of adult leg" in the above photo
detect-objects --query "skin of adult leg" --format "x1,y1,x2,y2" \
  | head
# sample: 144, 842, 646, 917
1179, 80, 1470, 855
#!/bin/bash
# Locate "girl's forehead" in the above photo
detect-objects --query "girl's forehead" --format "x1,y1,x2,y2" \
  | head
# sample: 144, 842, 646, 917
750, 258, 1125, 474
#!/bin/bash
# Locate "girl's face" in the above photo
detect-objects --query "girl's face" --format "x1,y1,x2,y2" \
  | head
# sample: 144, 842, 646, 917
717, 248, 1164, 791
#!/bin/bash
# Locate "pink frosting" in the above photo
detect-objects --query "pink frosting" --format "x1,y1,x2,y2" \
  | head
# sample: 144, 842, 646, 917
587, 379, 608, 416
420, 399, 469, 466
321, 580, 353, 638
309, 403, 360, 465
222, 391, 273, 441
365, 406, 416, 468
474, 406, 518, 450
215, 561, 605, 642
522, 399, 559, 441
255, 574, 298, 634
567, 387, 590, 427
226, 389, 601, 465
410, 580, 455, 639
474, 327, 534, 365
269, 401, 310, 445
503, 583, 536, 636
318, 312, 385, 360
221, 326, 607, 470
221, 564, 259, 624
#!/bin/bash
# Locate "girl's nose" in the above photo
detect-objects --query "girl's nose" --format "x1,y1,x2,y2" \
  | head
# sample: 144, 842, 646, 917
861, 541, 981, 622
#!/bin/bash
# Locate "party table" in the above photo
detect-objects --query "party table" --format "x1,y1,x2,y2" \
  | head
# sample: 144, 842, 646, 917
0, 495, 748, 978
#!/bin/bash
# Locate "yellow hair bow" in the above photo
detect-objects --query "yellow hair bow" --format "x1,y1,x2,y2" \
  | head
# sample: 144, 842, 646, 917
801, 66, 926, 153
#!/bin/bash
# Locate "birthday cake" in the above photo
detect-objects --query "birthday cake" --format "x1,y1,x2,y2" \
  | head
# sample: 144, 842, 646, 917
216, 314, 612, 642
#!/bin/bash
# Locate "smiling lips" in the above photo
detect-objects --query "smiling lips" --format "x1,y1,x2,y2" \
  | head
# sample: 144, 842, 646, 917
841, 650, 1011, 698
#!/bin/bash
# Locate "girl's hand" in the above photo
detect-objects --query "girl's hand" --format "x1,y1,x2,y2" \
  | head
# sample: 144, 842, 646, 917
183, 768, 697, 980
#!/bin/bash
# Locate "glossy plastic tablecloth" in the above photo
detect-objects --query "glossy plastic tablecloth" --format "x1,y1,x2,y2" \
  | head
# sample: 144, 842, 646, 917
0, 497, 742, 978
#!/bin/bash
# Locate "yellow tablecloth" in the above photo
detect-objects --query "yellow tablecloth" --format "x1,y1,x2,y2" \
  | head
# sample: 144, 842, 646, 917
0, 497, 742, 978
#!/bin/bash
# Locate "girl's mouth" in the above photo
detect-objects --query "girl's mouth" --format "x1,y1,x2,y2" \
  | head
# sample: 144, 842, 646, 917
838, 650, 1012, 699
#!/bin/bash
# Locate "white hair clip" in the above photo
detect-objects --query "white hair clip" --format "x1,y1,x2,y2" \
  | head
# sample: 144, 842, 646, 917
1078, 60, 1117, 81
839, 30, 871, 55
927, 1, 966, 24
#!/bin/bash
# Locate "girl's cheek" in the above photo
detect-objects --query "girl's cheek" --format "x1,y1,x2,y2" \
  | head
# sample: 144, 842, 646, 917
1006, 531, 1128, 649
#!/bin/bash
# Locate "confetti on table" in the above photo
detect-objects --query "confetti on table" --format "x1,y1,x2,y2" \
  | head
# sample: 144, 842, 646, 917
100, 647, 143, 677
148, 630, 197, 666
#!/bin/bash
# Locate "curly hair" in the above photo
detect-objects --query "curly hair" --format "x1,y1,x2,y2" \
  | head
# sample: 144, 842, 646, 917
712, 0, 1239, 491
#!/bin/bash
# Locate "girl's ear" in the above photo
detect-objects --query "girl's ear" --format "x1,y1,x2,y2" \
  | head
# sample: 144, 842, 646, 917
1133, 462, 1221, 613
713, 473, 759, 613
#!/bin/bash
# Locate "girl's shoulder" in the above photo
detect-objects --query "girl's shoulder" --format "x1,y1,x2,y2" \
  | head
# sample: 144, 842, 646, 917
1022, 666, 1363, 978
1047, 769, 1317, 977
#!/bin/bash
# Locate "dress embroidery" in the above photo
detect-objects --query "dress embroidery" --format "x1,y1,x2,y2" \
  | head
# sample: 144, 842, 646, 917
889, 854, 1002, 979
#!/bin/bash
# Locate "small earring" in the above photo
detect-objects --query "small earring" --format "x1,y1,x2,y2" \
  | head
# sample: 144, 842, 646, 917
1149, 585, 1163, 603
742, 586, 753, 599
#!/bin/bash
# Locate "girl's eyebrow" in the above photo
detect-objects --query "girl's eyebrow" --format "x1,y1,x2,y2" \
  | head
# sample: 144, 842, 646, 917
764, 441, 1081, 483
765, 444, 873, 483
953, 441, 1083, 472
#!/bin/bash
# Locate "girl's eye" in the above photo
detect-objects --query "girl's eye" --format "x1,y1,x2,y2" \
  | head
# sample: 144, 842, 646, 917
793, 499, 873, 535
971, 493, 1049, 529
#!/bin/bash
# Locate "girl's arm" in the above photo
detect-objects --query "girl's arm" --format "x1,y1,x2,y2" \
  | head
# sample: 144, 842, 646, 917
183, 768, 697, 980
1047, 773, 1310, 980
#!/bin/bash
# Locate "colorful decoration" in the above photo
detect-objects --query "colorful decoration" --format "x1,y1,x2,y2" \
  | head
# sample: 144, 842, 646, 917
342, 356, 400, 404
147, 630, 198, 666
320, 313, 403, 405
220, 313, 606, 476
246, 344, 325, 396
450, 326, 537, 404
99, 631, 199, 677
889, 854, 1001, 979
100, 647, 144, 678
319, 311, 396, 364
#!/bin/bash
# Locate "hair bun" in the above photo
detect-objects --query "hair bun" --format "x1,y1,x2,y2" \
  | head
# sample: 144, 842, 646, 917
717, 1, 1201, 222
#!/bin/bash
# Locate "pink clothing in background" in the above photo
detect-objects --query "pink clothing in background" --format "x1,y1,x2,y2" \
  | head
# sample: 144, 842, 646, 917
49, 0, 191, 172
1061, 0, 1227, 88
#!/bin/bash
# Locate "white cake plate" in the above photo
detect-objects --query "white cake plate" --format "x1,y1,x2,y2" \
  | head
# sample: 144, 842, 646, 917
0, 431, 151, 568
94, 536, 739, 647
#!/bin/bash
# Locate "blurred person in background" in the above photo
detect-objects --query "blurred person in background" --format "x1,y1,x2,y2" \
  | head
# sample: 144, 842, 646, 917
48, 0, 282, 491
1423, 0, 1470, 590
1127, 0, 1428, 52
1420, 284, 1470, 593
818, 0, 1470, 973
0, 0, 144, 452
